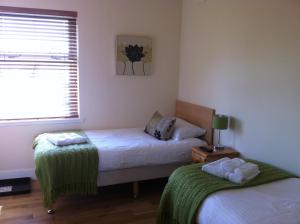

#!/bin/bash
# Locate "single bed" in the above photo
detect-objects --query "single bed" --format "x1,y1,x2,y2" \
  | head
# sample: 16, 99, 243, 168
86, 128, 205, 172
33, 100, 215, 212
157, 160, 299, 224
87, 100, 215, 193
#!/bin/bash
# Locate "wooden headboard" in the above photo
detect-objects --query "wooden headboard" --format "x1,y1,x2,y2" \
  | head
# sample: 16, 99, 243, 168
175, 100, 215, 145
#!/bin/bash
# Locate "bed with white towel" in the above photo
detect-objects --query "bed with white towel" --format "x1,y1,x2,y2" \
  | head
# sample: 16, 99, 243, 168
157, 158, 299, 224
33, 100, 215, 212
197, 158, 300, 223
44, 127, 206, 172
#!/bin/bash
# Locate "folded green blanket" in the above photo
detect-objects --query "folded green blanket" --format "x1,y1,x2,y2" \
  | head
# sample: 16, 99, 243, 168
157, 159, 296, 224
33, 131, 99, 208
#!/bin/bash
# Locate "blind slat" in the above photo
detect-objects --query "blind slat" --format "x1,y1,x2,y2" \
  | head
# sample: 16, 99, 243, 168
0, 19, 76, 27
0, 61, 78, 65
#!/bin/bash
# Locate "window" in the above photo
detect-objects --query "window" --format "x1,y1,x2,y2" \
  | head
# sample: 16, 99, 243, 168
0, 6, 78, 121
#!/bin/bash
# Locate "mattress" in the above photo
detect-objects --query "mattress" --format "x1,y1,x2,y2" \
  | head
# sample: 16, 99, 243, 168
197, 177, 300, 224
85, 128, 206, 171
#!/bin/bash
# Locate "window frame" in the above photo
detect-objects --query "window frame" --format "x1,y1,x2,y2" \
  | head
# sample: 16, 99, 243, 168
0, 6, 79, 123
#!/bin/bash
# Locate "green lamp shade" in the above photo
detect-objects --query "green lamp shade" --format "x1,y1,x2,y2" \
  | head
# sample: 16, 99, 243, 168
213, 114, 228, 130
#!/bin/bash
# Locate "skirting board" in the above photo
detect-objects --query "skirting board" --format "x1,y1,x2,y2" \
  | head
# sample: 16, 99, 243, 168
0, 169, 36, 180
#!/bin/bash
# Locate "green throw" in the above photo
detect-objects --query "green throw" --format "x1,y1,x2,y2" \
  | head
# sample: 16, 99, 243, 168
157, 160, 296, 224
33, 131, 99, 208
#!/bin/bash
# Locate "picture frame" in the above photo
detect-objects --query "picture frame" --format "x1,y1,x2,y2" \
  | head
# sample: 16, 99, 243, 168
116, 35, 152, 76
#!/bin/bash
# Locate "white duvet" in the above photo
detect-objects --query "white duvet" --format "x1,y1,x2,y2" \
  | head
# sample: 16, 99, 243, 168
197, 177, 300, 224
85, 128, 205, 171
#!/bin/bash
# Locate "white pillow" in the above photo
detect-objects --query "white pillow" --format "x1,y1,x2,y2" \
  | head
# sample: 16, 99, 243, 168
172, 118, 206, 141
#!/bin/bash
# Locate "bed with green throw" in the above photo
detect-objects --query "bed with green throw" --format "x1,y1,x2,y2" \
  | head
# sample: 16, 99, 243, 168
157, 160, 297, 224
33, 131, 99, 208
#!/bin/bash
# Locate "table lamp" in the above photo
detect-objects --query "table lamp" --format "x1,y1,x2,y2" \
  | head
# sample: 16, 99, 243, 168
213, 114, 228, 150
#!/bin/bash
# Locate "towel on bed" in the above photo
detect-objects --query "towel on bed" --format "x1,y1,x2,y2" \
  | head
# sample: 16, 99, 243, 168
201, 157, 230, 178
221, 158, 246, 173
47, 132, 87, 146
157, 159, 296, 224
202, 157, 260, 184
228, 162, 260, 184
33, 130, 99, 208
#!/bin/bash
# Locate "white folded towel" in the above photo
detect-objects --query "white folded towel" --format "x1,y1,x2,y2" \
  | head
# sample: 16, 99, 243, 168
228, 162, 260, 184
202, 158, 260, 184
47, 133, 87, 146
201, 157, 230, 178
221, 158, 246, 179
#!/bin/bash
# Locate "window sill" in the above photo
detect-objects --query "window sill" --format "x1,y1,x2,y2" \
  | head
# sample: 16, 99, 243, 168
0, 117, 82, 127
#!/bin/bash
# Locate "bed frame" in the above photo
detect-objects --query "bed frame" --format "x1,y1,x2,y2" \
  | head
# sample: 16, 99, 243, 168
97, 100, 215, 195
48, 100, 215, 213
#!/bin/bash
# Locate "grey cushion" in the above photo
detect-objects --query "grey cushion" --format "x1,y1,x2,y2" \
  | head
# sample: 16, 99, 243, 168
172, 118, 206, 140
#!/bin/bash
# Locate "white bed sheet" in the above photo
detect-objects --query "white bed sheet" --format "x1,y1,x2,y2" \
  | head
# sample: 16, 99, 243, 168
197, 177, 300, 224
85, 128, 206, 171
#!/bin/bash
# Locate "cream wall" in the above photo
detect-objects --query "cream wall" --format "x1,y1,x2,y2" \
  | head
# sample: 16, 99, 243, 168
179, 0, 300, 175
0, 0, 182, 177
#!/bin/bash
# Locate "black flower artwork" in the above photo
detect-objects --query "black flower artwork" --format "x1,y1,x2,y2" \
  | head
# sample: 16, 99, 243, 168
125, 44, 145, 75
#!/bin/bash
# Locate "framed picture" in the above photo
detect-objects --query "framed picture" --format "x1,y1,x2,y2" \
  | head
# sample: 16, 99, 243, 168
116, 35, 152, 76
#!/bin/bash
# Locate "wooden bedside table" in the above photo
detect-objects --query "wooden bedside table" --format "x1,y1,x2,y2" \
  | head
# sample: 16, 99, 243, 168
192, 146, 239, 163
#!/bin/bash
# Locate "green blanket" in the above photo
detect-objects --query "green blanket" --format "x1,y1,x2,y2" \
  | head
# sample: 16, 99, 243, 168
157, 160, 296, 224
33, 131, 99, 208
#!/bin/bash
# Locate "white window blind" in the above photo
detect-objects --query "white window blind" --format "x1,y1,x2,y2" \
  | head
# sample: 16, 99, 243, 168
0, 6, 78, 121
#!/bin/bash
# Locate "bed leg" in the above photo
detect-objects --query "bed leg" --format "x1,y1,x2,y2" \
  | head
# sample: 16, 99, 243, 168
133, 181, 139, 199
47, 206, 55, 214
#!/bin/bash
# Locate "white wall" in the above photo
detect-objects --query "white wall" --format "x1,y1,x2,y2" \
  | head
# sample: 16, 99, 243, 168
0, 0, 182, 177
179, 0, 300, 175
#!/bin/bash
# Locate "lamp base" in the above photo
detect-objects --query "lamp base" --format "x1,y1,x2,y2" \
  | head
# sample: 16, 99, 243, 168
213, 144, 225, 151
